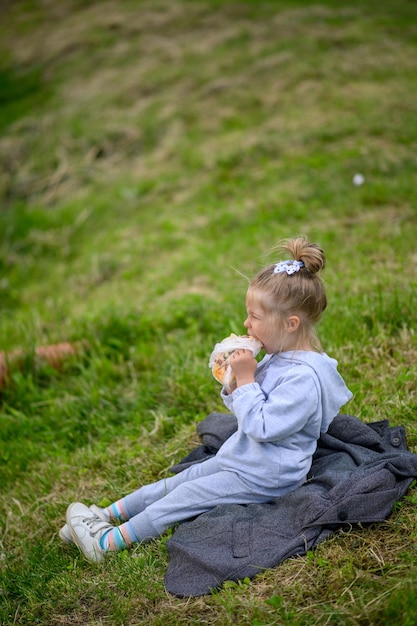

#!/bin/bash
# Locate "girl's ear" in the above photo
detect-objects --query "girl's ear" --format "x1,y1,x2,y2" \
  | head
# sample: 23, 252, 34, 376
287, 316, 301, 333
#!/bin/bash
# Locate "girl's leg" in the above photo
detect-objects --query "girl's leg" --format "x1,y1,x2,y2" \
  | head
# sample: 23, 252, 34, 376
68, 467, 277, 561
126, 469, 275, 542
107, 456, 222, 522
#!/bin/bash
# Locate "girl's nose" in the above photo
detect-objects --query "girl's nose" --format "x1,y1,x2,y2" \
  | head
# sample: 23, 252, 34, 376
244, 318, 250, 329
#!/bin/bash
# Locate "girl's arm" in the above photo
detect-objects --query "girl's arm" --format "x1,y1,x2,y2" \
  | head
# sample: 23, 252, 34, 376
227, 369, 320, 442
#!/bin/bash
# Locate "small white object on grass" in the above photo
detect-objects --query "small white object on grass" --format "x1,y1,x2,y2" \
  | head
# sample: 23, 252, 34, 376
353, 173, 365, 186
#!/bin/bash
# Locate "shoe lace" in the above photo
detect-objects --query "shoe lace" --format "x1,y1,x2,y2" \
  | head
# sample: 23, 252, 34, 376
82, 514, 111, 536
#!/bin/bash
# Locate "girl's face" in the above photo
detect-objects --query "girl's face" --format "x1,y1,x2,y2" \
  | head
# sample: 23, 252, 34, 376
244, 290, 285, 354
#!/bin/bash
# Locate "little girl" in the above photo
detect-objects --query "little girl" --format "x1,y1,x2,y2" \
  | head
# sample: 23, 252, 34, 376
62, 236, 352, 562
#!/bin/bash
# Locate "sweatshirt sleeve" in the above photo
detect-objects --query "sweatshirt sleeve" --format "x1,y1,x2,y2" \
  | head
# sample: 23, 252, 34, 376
223, 368, 321, 443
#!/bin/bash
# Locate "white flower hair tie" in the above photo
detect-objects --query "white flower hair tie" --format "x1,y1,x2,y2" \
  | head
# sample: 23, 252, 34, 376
273, 260, 305, 275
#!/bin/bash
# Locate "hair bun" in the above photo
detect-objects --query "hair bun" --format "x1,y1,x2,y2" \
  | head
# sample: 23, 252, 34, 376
283, 236, 325, 275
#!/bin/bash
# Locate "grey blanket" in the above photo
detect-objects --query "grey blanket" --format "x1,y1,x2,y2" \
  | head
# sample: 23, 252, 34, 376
164, 413, 417, 597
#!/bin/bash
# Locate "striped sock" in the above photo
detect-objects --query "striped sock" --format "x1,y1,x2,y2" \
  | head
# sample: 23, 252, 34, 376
99, 521, 138, 552
106, 499, 130, 523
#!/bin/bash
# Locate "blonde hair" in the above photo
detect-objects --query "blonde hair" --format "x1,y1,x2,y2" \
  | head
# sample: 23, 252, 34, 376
248, 236, 327, 350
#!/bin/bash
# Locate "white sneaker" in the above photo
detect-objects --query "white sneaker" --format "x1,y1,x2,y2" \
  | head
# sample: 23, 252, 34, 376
59, 504, 108, 544
66, 502, 114, 563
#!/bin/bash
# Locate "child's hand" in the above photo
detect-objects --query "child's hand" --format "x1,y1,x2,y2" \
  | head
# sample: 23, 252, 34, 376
229, 349, 257, 388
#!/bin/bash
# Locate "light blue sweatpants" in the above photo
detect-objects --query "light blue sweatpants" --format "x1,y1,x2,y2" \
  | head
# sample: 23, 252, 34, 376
120, 457, 282, 542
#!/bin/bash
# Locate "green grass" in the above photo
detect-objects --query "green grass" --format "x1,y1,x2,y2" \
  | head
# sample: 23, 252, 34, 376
1, 0, 417, 623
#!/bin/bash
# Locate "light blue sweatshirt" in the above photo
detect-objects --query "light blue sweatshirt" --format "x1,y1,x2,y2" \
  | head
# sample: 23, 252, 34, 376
218, 351, 353, 492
